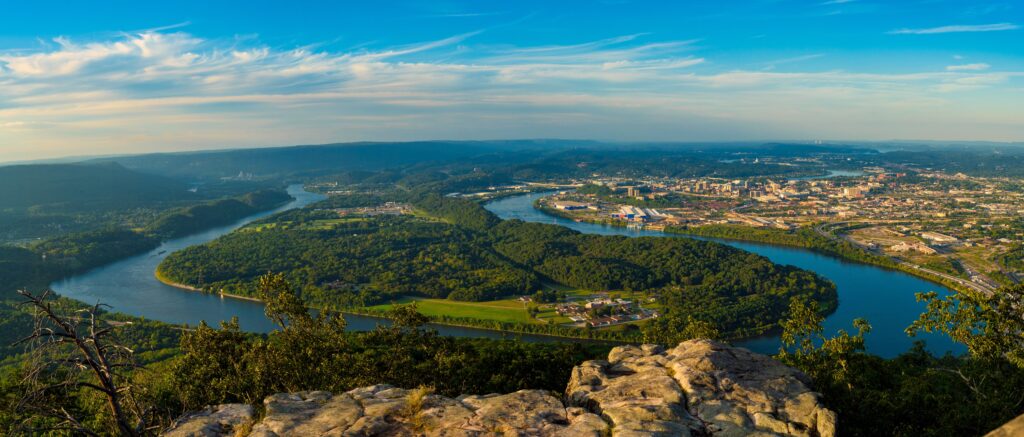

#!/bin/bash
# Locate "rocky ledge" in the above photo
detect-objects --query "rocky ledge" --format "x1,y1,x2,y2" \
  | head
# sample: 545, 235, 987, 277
164, 340, 836, 436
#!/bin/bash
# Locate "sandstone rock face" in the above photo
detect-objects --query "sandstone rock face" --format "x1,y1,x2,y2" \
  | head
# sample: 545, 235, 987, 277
986, 412, 1024, 437
566, 340, 836, 437
164, 403, 254, 437
164, 340, 836, 436
171, 385, 608, 437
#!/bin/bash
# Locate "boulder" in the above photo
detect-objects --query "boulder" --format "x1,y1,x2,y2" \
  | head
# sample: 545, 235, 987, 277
163, 404, 254, 437
566, 340, 836, 437
164, 340, 836, 436
179, 385, 606, 437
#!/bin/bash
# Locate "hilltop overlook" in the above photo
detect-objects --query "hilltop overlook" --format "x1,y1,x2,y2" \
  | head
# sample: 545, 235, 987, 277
165, 340, 836, 437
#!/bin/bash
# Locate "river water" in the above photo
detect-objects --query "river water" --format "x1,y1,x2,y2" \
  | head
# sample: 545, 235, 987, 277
52, 185, 963, 357
483, 192, 962, 357
51, 185, 552, 342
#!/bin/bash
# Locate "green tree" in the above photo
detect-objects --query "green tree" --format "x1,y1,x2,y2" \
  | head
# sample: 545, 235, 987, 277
172, 318, 253, 408
388, 303, 430, 330
777, 298, 871, 390
642, 314, 721, 345
908, 285, 1024, 368
258, 272, 312, 328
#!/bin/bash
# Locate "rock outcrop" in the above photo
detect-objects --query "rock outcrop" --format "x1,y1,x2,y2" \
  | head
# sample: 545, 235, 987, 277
986, 412, 1024, 437
167, 386, 607, 437
164, 404, 255, 437
164, 340, 836, 436
566, 340, 835, 437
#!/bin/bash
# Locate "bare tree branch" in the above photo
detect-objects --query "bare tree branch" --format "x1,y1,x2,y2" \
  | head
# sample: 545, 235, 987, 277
14, 289, 149, 436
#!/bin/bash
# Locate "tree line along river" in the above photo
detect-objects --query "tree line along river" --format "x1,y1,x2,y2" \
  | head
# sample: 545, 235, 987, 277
51, 184, 963, 357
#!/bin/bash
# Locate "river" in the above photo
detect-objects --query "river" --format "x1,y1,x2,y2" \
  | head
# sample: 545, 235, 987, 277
51, 185, 559, 342
52, 185, 964, 357
483, 192, 963, 357
792, 169, 865, 180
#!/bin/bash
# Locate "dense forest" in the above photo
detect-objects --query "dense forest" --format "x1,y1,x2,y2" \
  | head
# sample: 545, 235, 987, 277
158, 193, 836, 340
145, 189, 292, 238
0, 163, 190, 242
666, 224, 977, 293
158, 214, 538, 304
669, 224, 897, 267
0, 163, 189, 210
93, 141, 545, 180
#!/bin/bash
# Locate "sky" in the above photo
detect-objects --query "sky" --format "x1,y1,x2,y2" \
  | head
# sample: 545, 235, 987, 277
1, 0, 1022, 162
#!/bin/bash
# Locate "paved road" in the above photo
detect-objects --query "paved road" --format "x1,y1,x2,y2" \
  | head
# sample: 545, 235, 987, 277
813, 222, 997, 295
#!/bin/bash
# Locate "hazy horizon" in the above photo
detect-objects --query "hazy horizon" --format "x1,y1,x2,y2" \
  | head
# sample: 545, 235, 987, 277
6, 138, 1024, 167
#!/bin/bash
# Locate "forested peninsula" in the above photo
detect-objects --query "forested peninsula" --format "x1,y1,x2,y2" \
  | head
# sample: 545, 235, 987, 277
158, 193, 837, 342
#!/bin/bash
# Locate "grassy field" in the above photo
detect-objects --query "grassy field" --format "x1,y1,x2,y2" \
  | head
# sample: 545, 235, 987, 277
361, 291, 659, 327
303, 217, 368, 230
535, 307, 573, 325
365, 297, 539, 324
408, 208, 449, 223
243, 217, 369, 232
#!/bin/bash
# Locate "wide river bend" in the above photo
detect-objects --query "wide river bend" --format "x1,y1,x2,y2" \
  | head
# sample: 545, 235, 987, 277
51, 186, 558, 342
52, 185, 962, 357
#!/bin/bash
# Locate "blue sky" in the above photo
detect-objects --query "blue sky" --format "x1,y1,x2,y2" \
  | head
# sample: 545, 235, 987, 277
1, 0, 1022, 161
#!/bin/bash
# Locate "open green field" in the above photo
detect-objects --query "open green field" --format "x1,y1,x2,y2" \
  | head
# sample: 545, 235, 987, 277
408, 208, 449, 223
303, 217, 369, 230
365, 296, 539, 324
362, 293, 658, 327
532, 305, 574, 325
243, 217, 369, 232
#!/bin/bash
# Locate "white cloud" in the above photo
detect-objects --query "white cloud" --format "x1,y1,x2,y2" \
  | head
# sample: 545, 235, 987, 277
935, 74, 1008, 92
889, 23, 1020, 35
820, 0, 855, 5
0, 30, 1022, 162
946, 63, 990, 71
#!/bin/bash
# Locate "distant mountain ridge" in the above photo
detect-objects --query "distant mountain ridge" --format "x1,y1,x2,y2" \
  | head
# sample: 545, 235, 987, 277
0, 162, 191, 210
89, 140, 601, 180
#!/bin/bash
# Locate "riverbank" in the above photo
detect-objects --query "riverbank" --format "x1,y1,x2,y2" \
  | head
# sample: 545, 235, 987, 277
155, 270, 791, 344
539, 200, 973, 296
156, 269, 628, 343
345, 306, 631, 344
664, 225, 976, 295
491, 190, 965, 357
154, 270, 266, 303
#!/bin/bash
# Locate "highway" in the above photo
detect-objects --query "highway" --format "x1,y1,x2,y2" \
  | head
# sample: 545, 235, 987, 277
812, 222, 997, 296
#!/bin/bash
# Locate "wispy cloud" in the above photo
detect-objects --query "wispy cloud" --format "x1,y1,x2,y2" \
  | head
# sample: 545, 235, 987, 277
889, 23, 1020, 35
0, 30, 1021, 161
131, 21, 193, 34
820, 0, 855, 5
762, 54, 825, 70
947, 63, 990, 71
